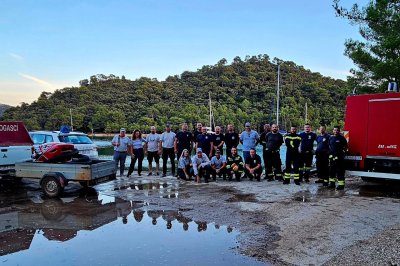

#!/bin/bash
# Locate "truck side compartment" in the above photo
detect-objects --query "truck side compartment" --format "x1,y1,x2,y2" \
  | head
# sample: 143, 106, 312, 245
344, 92, 400, 179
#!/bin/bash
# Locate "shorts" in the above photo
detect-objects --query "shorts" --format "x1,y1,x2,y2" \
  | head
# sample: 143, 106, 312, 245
147, 151, 160, 163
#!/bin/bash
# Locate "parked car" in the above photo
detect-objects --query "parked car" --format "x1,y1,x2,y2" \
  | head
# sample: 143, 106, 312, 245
29, 131, 99, 160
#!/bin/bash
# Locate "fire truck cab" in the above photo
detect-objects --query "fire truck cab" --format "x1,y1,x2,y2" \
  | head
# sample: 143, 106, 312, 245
344, 92, 400, 180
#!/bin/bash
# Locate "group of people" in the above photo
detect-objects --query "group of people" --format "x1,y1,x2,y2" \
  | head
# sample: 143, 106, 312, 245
111, 121, 348, 190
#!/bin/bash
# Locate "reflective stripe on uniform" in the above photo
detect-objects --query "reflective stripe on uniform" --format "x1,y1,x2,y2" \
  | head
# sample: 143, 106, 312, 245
338, 180, 345, 186
329, 178, 336, 182
293, 173, 300, 180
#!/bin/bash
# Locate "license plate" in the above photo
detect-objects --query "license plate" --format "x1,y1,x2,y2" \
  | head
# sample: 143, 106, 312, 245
95, 176, 110, 184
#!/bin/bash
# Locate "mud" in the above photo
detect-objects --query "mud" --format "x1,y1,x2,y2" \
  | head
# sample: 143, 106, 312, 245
1, 174, 400, 265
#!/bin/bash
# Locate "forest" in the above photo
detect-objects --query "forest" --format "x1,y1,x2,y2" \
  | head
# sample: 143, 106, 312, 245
2, 55, 349, 133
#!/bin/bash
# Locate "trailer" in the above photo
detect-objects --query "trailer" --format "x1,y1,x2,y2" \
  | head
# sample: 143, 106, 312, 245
0, 121, 33, 176
344, 92, 400, 180
14, 160, 117, 198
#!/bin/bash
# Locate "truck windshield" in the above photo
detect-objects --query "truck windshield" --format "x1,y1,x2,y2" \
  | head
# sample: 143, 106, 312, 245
59, 135, 93, 144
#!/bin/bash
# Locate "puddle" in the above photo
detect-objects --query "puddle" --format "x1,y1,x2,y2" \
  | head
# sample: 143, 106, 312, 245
358, 184, 400, 198
0, 192, 267, 266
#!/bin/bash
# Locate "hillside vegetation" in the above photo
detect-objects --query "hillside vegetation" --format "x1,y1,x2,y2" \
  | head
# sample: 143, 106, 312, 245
0, 104, 11, 118
2, 55, 348, 133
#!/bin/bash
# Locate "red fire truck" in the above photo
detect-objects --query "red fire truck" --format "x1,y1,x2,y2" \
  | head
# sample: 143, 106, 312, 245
344, 92, 400, 180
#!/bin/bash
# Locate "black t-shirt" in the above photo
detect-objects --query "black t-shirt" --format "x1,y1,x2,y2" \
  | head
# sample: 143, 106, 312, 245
176, 131, 193, 150
245, 154, 262, 168
212, 133, 225, 148
265, 132, 284, 151
197, 133, 213, 154
224, 132, 239, 149
193, 130, 202, 143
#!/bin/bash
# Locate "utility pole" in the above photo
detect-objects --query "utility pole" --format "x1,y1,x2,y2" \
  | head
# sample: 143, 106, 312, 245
276, 64, 280, 126
70, 108, 74, 131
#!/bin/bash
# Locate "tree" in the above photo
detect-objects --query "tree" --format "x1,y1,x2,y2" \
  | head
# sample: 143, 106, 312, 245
334, 0, 400, 92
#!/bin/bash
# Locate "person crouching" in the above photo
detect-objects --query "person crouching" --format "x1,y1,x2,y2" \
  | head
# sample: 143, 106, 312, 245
177, 149, 193, 180
192, 148, 211, 183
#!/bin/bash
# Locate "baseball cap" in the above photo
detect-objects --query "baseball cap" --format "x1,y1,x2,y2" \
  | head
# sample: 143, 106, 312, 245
245, 122, 251, 127
196, 148, 202, 153
120, 128, 126, 132
216, 149, 221, 153
166, 123, 171, 128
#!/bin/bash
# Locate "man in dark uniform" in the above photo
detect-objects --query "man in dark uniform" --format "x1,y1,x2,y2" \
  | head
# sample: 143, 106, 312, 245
284, 126, 302, 185
259, 123, 271, 177
175, 122, 193, 176
193, 122, 203, 145
315, 125, 330, 186
299, 123, 317, 182
196, 126, 213, 159
328, 126, 348, 190
226, 147, 244, 181
212, 126, 225, 156
265, 124, 284, 181
245, 148, 262, 181
224, 124, 239, 158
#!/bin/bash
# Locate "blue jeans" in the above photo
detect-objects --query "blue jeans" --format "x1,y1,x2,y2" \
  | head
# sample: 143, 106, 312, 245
113, 151, 127, 176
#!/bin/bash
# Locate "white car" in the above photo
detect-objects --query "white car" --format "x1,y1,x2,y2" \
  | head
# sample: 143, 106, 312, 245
29, 131, 99, 160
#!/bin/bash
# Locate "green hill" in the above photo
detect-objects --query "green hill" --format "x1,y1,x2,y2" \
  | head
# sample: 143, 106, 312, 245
1, 55, 348, 133
0, 104, 11, 118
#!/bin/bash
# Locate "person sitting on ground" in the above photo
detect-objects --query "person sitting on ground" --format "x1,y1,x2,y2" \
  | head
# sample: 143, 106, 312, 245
226, 147, 244, 182
210, 149, 227, 181
192, 148, 211, 183
177, 149, 193, 180
245, 148, 262, 181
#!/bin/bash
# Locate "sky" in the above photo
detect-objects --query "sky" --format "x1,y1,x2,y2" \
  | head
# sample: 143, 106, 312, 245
0, 0, 367, 106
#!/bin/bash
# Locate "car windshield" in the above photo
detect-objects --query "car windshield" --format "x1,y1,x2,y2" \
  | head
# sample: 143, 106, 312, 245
59, 135, 93, 144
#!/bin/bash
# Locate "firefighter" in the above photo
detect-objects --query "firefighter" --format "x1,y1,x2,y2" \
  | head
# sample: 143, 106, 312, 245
264, 124, 284, 181
226, 147, 244, 181
284, 126, 302, 185
316, 125, 330, 186
328, 126, 348, 190
299, 123, 317, 182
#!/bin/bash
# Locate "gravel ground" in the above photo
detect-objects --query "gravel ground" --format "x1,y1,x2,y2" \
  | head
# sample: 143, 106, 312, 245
9, 173, 400, 266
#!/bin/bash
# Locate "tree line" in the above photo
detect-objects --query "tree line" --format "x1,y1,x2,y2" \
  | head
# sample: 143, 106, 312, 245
2, 55, 349, 133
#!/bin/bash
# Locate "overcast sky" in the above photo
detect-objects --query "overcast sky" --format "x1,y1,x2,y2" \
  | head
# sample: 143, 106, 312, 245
0, 0, 367, 106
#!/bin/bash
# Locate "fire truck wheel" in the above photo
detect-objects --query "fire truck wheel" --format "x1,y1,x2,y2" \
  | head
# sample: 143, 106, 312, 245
41, 176, 63, 198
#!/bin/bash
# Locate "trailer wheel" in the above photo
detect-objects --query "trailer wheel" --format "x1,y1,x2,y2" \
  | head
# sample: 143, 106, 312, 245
41, 176, 63, 198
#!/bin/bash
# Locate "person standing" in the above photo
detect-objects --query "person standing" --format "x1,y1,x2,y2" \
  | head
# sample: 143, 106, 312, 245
264, 124, 284, 181
299, 123, 317, 183
212, 126, 225, 155
161, 124, 176, 177
226, 147, 244, 182
145, 126, 162, 176
245, 148, 262, 182
111, 128, 131, 177
175, 122, 193, 170
127, 129, 145, 177
196, 126, 213, 159
210, 149, 227, 181
284, 126, 302, 185
328, 126, 348, 190
259, 123, 271, 176
240, 122, 259, 162
315, 125, 330, 186
193, 122, 203, 145
224, 124, 239, 158
192, 148, 211, 183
